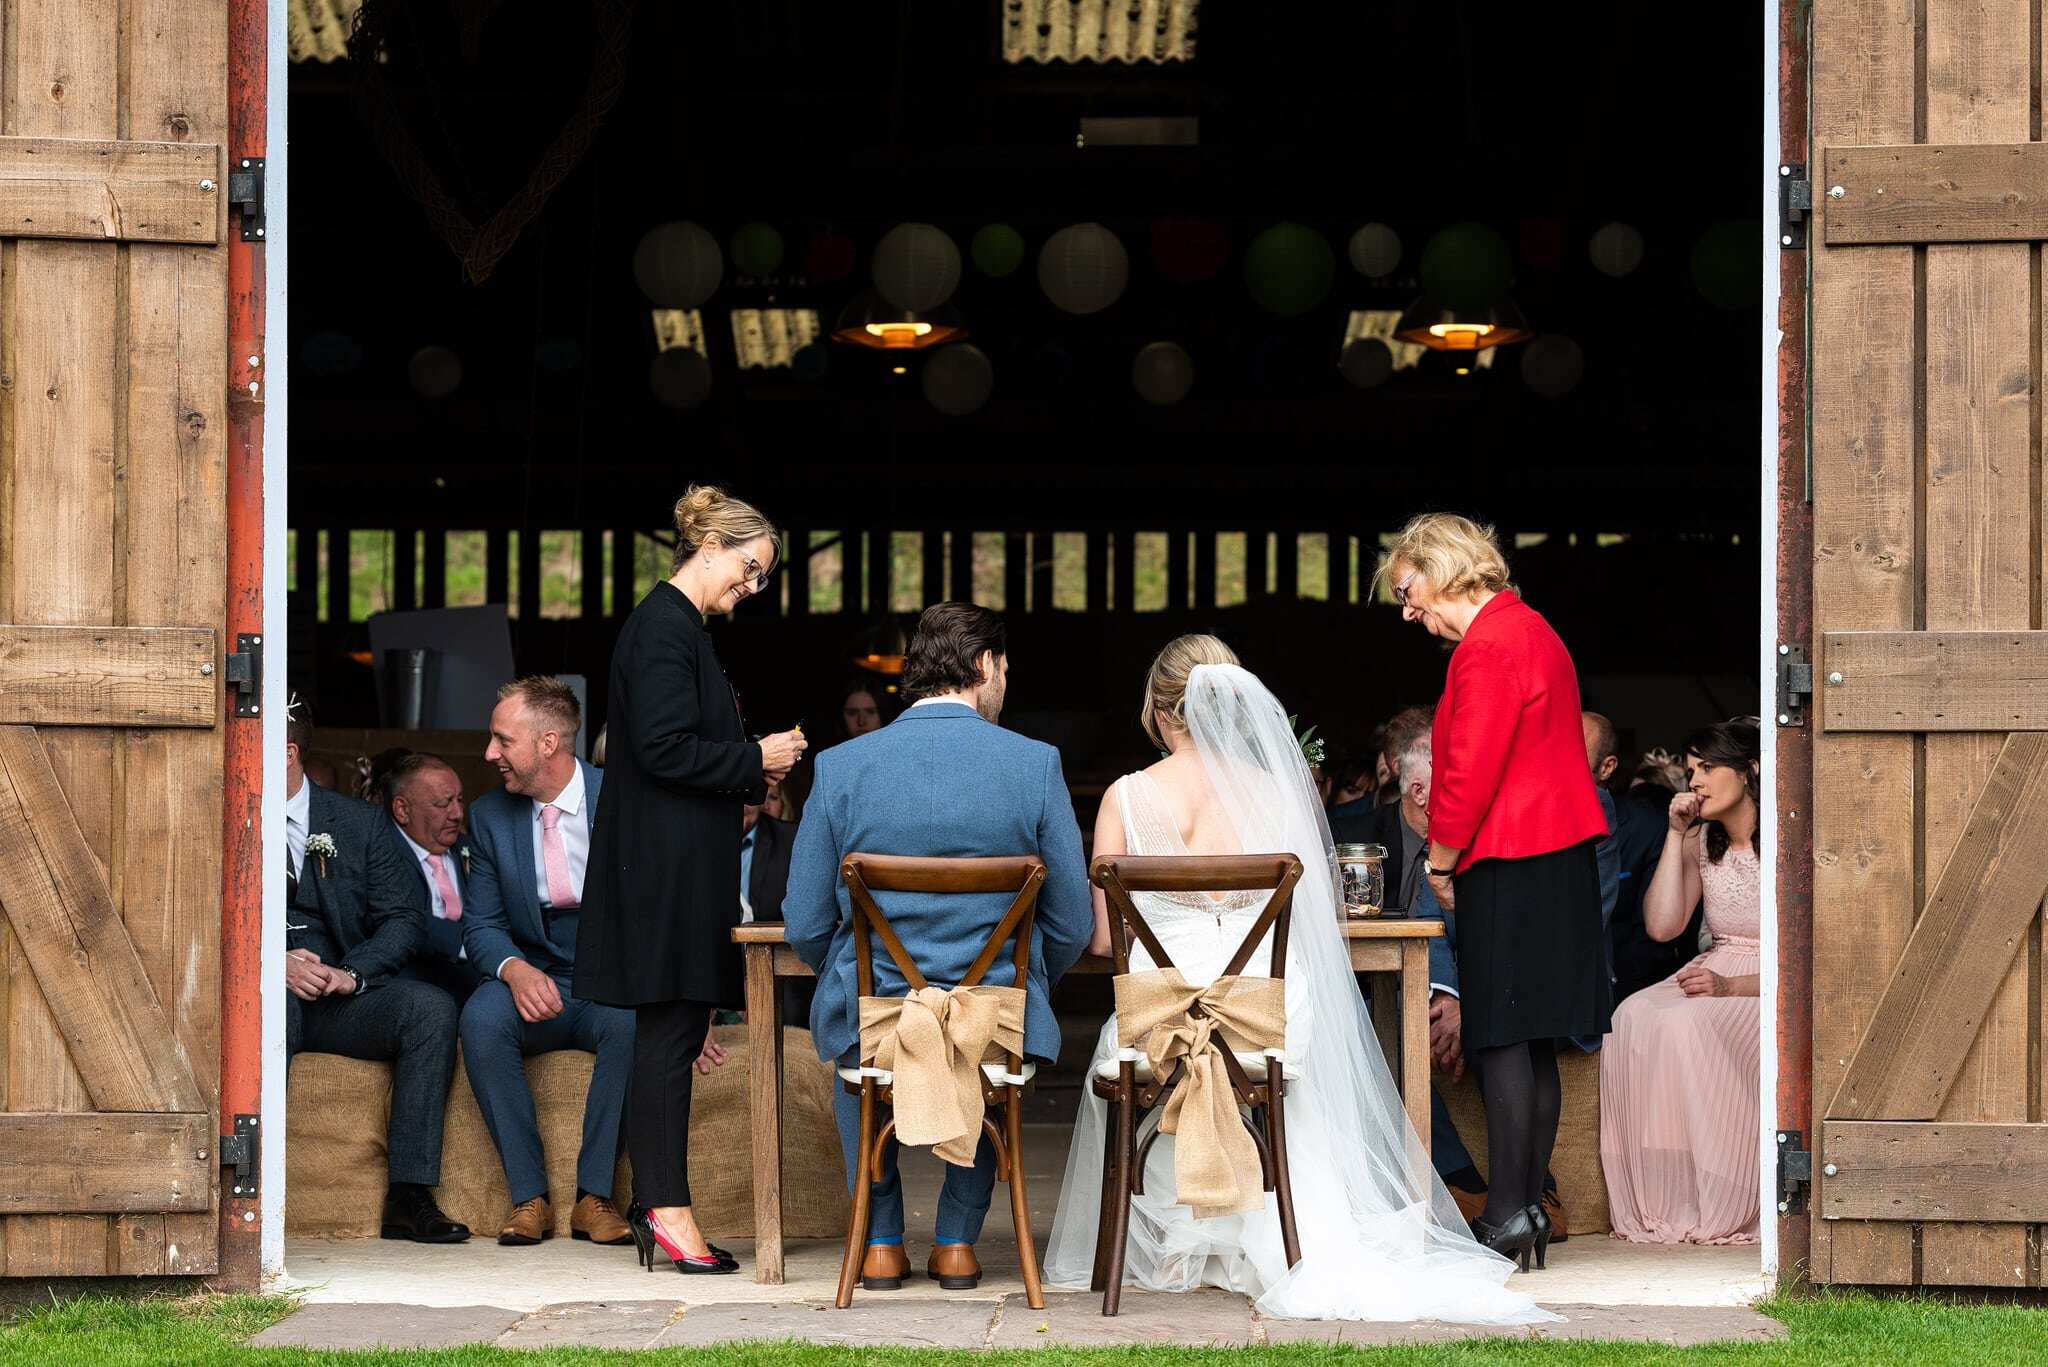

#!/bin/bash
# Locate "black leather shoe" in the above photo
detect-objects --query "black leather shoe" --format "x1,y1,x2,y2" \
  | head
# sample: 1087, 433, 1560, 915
380, 1184, 471, 1243
1469, 1207, 1538, 1272
1526, 1203, 1552, 1270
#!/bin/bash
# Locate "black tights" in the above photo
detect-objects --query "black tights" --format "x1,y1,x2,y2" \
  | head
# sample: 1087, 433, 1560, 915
1472, 1038, 1560, 1227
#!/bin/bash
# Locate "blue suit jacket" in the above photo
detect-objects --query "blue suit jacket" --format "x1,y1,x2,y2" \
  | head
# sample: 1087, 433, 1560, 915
783, 702, 1093, 1066
394, 826, 474, 970
461, 761, 604, 979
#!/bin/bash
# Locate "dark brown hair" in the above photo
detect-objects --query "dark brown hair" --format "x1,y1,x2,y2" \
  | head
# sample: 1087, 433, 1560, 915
900, 602, 1006, 703
381, 751, 455, 806
1685, 718, 1761, 863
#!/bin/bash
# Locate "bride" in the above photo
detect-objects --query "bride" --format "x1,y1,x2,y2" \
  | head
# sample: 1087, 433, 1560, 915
1042, 635, 1554, 1324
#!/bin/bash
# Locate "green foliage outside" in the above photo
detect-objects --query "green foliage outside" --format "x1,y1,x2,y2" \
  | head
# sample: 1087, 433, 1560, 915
1, 1291, 2044, 1366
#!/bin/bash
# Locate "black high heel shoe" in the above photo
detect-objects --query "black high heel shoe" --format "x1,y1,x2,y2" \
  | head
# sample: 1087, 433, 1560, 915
626, 1201, 735, 1272
1526, 1203, 1552, 1270
1469, 1207, 1540, 1272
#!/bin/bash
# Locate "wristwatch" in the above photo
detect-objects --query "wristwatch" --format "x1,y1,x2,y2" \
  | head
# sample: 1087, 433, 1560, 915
1420, 858, 1450, 880
338, 965, 365, 994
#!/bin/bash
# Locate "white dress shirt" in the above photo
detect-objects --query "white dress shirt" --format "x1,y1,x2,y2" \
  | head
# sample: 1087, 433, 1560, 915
528, 763, 590, 908
285, 778, 311, 879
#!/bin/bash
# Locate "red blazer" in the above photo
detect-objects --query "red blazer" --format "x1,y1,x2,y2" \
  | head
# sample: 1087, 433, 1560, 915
1428, 590, 1606, 872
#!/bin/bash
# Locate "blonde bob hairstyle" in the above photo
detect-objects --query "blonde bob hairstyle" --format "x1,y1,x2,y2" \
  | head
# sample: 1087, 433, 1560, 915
1373, 511, 1514, 604
1140, 633, 1241, 751
669, 484, 785, 574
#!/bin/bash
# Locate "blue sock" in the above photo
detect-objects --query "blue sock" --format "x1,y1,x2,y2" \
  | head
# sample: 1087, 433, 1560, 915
868, 1234, 902, 1246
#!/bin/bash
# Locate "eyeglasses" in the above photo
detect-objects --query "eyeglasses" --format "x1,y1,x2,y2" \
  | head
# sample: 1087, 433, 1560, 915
738, 552, 771, 594
1393, 569, 1417, 608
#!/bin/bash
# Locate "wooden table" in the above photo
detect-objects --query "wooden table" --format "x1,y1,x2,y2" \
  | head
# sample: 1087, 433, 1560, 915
733, 917, 1443, 1284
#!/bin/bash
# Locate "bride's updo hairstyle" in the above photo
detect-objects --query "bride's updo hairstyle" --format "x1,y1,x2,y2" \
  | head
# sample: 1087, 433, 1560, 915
1373, 511, 1514, 603
1141, 633, 1241, 750
669, 484, 784, 574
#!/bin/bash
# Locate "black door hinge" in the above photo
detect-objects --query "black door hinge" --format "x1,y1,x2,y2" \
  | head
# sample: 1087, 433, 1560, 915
230, 156, 266, 242
1776, 1129, 1812, 1214
1779, 163, 1810, 249
1776, 643, 1812, 728
226, 632, 263, 718
220, 1113, 260, 1198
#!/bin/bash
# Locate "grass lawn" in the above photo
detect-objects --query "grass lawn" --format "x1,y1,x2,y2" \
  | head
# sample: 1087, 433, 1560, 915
0, 1290, 2042, 1365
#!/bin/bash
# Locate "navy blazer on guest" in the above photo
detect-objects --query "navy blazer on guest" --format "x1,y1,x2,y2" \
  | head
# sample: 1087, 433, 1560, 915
290, 784, 427, 987
462, 761, 605, 979
394, 827, 475, 970
782, 702, 1093, 1068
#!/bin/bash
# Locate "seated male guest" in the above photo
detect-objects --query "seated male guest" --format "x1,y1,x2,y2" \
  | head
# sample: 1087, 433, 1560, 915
387, 753, 486, 1008
459, 676, 636, 1247
784, 602, 1093, 1292
283, 703, 468, 1243
739, 778, 816, 1025
1330, 732, 1431, 916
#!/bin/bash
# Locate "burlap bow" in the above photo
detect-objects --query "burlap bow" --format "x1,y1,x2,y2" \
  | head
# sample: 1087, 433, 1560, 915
1114, 969, 1287, 1218
858, 984, 1026, 1167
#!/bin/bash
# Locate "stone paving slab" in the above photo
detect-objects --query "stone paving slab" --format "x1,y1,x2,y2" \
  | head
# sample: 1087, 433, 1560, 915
247, 1303, 522, 1350
988, 1289, 1254, 1348
492, 1300, 680, 1351
1259, 1314, 1522, 1346
1258, 1303, 1787, 1348
652, 1298, 1001, 1348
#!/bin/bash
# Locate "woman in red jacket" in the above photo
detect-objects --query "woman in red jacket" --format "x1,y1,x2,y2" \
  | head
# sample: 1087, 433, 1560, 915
1378, 513, 1610, 1270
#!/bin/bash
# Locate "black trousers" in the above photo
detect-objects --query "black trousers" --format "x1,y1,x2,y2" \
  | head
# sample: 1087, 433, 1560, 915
627, 998, 716, 1207
287, 979, 458, 1186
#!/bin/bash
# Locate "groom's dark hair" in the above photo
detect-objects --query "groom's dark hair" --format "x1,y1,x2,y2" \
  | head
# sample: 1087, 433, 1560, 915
901, 602, 1006, 703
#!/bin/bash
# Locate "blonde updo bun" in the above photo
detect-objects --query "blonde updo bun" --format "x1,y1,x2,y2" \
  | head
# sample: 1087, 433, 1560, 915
1141, 633, 1241, 750
669, 484, 784, 573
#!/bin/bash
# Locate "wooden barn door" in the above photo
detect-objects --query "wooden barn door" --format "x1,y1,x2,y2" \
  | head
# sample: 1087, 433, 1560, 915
0, 2, 233, 1275
1809, 0, 2048, 1287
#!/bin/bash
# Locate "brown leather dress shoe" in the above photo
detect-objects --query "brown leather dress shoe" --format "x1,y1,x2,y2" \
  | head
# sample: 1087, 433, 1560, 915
860, 1241, 911, 1290
571, 1193, 634, 1246
1540, 1186, 1570, 1243
498, 1195, 553, 1246
927, 1242, 981, 1290
1445, 1184, 1488, 1226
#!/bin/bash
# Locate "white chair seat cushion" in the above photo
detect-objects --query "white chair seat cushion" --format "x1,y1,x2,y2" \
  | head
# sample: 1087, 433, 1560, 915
1094, 1050, 1300, 1083
837, 1060, 1037, 1088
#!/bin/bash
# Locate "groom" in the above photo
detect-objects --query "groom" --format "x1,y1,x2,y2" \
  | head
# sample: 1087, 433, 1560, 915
785, 601, 1092, 1292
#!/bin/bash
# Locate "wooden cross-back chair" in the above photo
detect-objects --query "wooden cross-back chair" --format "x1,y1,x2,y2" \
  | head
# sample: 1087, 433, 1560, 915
835, 852, 1049, 1310
1088, 852, 1305, 1316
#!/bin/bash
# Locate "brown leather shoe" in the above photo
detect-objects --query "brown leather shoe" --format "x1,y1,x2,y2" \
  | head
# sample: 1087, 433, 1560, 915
1540, 1186, 1569, 1243
498, 1195, 553, 1246
1445, 1183, 1488, 1226
571, 1193, 634, 1245
927, 1242, 981, 1290
860, 1241, 911, 1290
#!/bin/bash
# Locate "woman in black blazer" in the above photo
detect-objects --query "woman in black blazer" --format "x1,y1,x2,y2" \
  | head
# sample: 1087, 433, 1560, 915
575, 485, 806, 1273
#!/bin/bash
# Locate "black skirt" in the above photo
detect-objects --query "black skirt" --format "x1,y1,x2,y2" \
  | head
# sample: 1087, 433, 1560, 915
1455, 840, 1612, 1050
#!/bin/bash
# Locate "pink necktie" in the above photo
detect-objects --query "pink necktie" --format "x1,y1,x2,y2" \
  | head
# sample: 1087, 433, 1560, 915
427, 852, 462, 920
541, 804, 575, 907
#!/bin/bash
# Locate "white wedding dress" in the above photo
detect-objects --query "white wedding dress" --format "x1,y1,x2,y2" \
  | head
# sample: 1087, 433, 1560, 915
1041, 665, 1555, 1325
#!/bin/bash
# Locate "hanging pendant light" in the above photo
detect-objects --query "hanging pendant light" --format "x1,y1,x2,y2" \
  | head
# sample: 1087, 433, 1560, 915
829, 289, 967, 350
1392, 295, 1532, 353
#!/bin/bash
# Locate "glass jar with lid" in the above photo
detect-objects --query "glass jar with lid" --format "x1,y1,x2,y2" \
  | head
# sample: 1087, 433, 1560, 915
1335, 842, 1386, 918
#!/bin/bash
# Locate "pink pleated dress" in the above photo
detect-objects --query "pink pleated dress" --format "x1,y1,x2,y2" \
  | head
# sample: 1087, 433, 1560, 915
1598, 843, 1761, 1244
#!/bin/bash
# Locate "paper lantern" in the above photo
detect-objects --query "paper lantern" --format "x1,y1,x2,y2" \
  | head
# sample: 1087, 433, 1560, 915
1347, 223, 1402, 277
1588, 222, 1644, 278
1419, 223, 1512, 312
872, 222, 962, 311
408, 345, 463, 398
1244, 223, 1335, 316
1520, 335, 1585, 397
971, 223, 1026, 278
1691, 220, 1759, 312
648, 348, 713, 409
1151, 218, 1226, 284
921, 344, 994, 416
1131, 341, 1195, 405
1339, 338, 1394, 389
1037, 223, 1129, 315
632, 220, 722, 308
730, 222, 784, 278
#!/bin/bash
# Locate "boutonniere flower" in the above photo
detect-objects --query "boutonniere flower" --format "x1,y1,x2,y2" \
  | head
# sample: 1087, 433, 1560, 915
458, 844, 471, 880
306, 832, 337, 878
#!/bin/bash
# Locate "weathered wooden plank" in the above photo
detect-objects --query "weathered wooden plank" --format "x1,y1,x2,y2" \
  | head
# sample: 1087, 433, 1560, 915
0, 625, 217, 726
1808, 0, 1922, 1285
1823, 632, 2048, 730
1828, 733, 2048, 1121
0, 726, 205, 1113
1823, 143, 2048, 245
0, 1113, 210, 1213
1822, 1122, 2048, 1225
0, 137, 221, 244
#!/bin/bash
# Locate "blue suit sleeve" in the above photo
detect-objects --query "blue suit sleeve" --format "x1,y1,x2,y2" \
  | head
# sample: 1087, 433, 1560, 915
783, 760, 844, 970
1034, 749, 1093, 981
1595, 788, 1620, 929
1414, 876, 1459, 997
459, 820, 522, 978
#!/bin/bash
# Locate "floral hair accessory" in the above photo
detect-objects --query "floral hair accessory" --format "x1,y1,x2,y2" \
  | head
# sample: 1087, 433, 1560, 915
1288, 715, 1326, 768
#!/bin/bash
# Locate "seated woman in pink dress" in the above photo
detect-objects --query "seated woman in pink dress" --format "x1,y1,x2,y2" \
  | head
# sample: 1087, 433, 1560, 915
1598, 719, 1761, 1244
